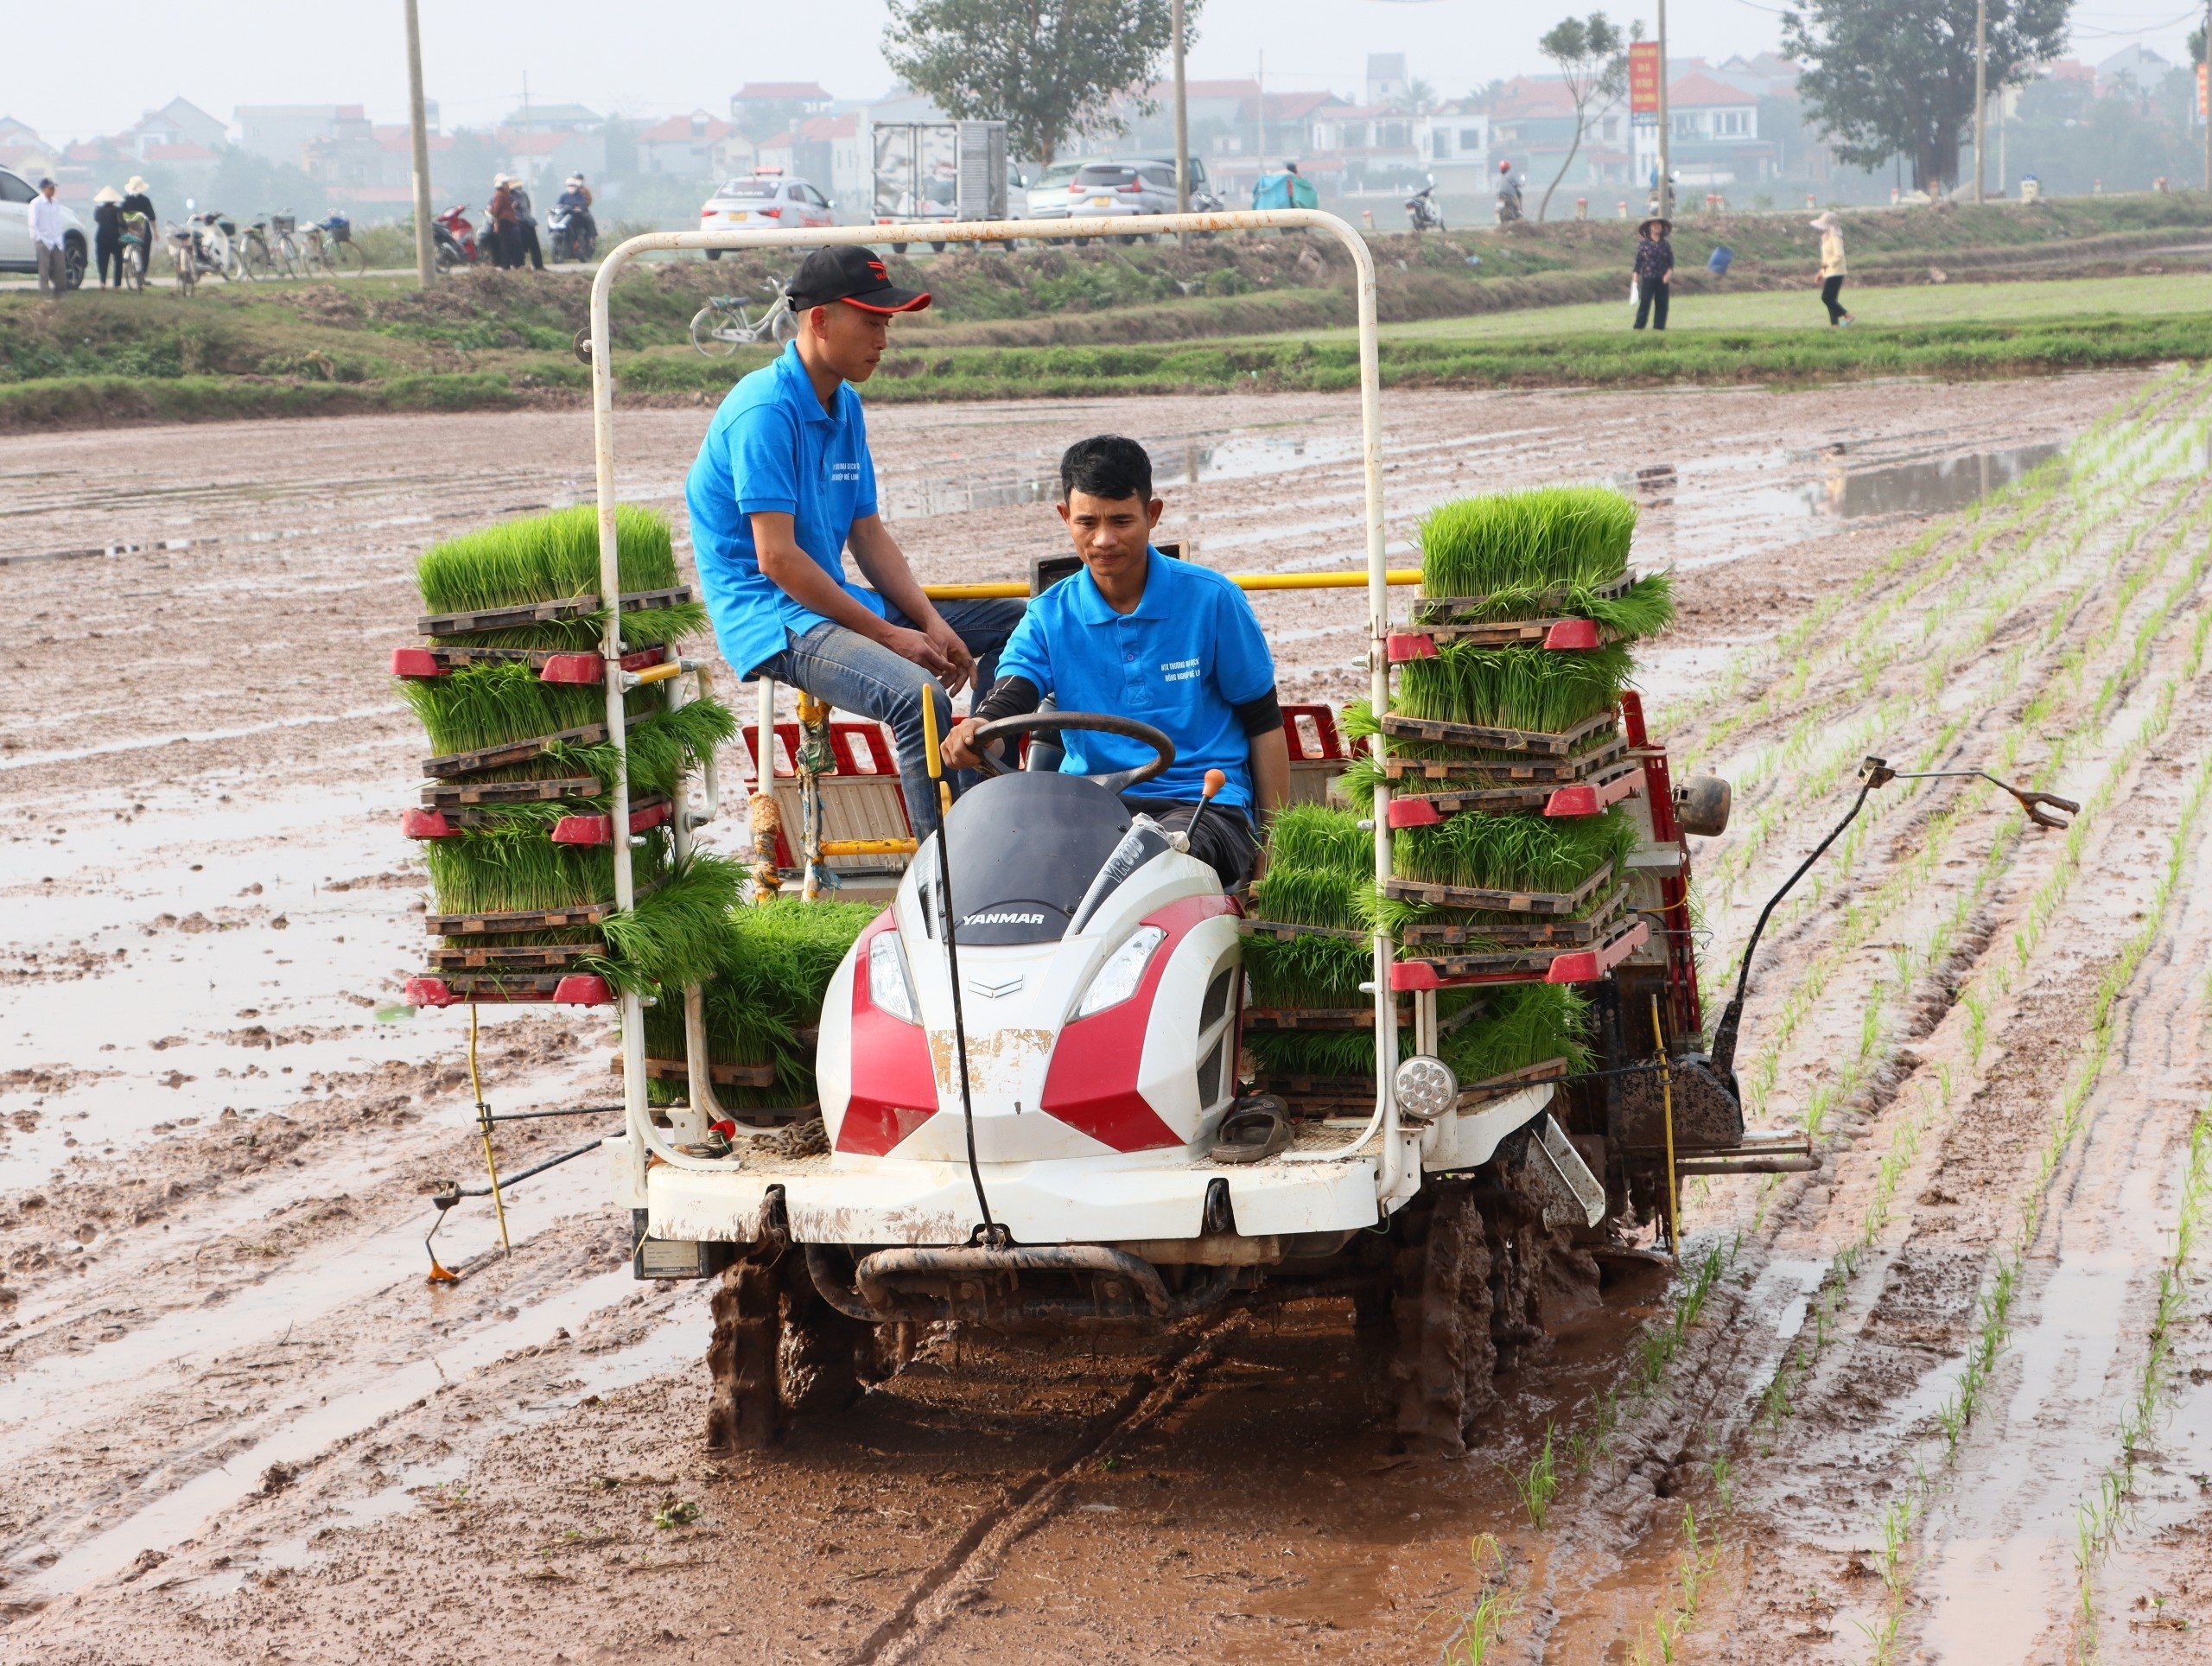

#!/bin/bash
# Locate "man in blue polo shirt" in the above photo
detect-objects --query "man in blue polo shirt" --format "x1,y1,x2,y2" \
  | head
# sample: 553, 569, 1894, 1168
941, 435, 1290, 887
685, 245, 1022, 841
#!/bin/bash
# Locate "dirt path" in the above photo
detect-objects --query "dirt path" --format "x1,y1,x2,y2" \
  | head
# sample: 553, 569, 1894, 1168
0, 371, 2184, 1663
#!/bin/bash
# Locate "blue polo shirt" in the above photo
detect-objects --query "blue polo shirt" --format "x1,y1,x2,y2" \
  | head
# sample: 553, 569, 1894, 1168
996, 550, 1274, 809
684, 342, 884, 680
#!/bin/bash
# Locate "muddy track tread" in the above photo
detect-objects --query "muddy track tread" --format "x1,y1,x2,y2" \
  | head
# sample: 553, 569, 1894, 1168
846, 1309, 1246, 1665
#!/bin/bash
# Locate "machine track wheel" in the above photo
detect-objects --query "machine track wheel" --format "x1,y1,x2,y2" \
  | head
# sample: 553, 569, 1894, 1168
704, 1250, 785, 1451
778, 1253, 879, 1415
1391, 1181, 1496, 1455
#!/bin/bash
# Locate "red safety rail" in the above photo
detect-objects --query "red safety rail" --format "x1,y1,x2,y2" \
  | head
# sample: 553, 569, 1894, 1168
1621, 690, 1703, 1040
739, 719, 909, 868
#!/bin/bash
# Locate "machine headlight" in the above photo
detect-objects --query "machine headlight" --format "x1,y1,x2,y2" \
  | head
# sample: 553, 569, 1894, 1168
1073, 925, 1166, 1019
1394, 1054, 1459, 1119
868, 931, 919, 1024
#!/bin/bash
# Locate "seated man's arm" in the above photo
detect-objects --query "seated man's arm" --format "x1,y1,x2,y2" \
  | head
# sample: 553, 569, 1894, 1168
847, 512, 975, 693
751, 511, 956, 682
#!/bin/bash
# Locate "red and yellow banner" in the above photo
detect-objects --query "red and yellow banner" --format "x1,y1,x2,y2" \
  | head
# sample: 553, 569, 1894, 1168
1630, 41, 1663, 118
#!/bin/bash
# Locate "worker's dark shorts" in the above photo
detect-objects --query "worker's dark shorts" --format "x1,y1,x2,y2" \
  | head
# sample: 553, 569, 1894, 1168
1122, 795, 1261, 891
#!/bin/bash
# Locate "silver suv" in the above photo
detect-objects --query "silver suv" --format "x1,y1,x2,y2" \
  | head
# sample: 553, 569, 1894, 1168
1063, 157, 1221, 236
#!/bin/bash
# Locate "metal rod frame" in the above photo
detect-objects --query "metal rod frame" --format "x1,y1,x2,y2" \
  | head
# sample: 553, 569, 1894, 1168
588, 208, 1401, 1205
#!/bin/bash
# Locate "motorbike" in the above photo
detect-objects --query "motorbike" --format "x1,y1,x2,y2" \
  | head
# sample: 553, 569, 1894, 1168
184, 208, 239, 279
1406, 178, 1446, 232
433, 205, 480, 271
547, 201, 596, 264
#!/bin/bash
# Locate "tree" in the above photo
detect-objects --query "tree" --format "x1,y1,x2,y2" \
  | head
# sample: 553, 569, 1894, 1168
1782, 0, 2070, 194
1535, 14, 1629, 221
883, 0, 1193, 167
1406, 77, 1440, 114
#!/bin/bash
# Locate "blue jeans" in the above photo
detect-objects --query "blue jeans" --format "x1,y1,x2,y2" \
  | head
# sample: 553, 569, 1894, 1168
756, 597, 1026, 842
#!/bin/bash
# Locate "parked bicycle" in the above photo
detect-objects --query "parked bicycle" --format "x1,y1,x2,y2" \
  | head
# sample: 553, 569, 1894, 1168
240, 216, 281, 280
118, 210, 153, 292
294, 212, 365, 277
168, 221, 200, 294
690, 281, 798, 357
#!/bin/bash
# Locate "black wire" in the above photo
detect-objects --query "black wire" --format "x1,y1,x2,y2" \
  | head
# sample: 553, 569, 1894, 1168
931, 801, 1000, 1242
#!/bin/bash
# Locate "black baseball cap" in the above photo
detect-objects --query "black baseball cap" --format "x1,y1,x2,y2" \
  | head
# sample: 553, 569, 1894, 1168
785, 245, 931, 315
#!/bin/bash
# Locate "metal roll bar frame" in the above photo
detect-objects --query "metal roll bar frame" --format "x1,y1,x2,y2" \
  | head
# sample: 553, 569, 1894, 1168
586, 208, 1404, 1214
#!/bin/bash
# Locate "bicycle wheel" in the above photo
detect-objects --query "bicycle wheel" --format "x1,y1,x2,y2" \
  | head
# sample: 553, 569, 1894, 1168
241, 239, 272, 281
124, 243, 147, 292
332, 240, 367, 277
770, 308, 798, 344
691, 306, 741, 358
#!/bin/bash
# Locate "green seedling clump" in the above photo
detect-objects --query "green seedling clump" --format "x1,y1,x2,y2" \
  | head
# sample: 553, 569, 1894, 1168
644, 895, 883, 1110
1417, 486, 1637, 599
1395, 640, 1637, 734
418, 503, 705, 649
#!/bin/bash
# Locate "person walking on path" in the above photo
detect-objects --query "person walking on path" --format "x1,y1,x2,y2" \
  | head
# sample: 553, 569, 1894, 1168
92, 185, 124, 288
685, 245, 1024, 845
1811, 211, 1853, 326
120, 175, 156, 228
30, 178, 69, 297
1632, 215, 1672, 331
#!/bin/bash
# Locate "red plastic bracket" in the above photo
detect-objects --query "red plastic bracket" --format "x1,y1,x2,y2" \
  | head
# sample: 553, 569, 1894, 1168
551, 798, 673, 846
1542, 769, 1641, 818
1542, 618, 1601, 650
391, 647, 442, 677
1387, 919, 1649, 991
1387, 632, 1439, 663
1385, 798, 1442, 829
403, 807, 456, 840
537, 646, 671, 685
404, 974, 613, 1008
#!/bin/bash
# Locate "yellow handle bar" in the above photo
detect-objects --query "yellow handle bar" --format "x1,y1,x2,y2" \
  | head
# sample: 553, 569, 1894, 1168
919, 569, 1424, 601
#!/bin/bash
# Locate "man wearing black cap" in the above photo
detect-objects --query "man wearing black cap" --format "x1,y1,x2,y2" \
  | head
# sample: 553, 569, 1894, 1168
686, 245, 1023, 842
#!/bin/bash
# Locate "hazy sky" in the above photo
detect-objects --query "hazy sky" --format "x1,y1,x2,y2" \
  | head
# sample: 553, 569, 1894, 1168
15, 0, 2204, 143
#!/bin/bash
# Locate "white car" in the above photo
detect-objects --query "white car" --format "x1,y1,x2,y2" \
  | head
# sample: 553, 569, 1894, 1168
698, 172, 835, 258
0, 167, 87, 285
1021, 158, 1095, 219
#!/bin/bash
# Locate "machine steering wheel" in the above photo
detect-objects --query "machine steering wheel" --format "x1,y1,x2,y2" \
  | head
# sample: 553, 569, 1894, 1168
966, 711, 1175, 796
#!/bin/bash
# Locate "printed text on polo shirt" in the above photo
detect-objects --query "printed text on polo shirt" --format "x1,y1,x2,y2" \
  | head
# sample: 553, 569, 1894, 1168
1161, 657, 1200, 683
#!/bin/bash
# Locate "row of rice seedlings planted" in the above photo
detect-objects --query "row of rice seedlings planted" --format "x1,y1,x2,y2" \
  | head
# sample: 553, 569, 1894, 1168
1727, 508, 2212, 1132
1439, 1533, 1519, 1665
1627, 1500, 1727, 1666
1702, 461, 2209, 912
1688, 385, 2208, 810
1830, 719, 2212, 1648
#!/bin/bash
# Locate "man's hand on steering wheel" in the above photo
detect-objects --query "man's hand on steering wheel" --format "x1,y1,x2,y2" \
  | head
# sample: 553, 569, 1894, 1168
941, 715, 988, 772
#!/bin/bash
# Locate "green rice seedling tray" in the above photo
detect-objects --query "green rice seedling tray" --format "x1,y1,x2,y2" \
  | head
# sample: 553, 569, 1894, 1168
1411, 572, 1636, 626
425, 901, 620, 936
391, 644, 671, 682
1378, 708, 1618, 759
1389, 617, 1611, 658
1382, 733, 1628, 785
423, 777, 603, 809
428, 943, 601, 971
1456, 1057, 1572, 1102
1244, 1004, 1407, 1030
423, 722, 610, 779
416, 585, 693, 639
1397, 884, 1629, 947
1382, 861, 1617, 918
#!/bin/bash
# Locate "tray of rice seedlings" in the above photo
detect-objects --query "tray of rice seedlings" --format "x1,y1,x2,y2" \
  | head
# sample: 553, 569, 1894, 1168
1435, 983, 1593, 1096
639, 896, 883, 1115
1340, 702, 1630, 785
1408, 486, 1671, 633
397, 506, 732, 1007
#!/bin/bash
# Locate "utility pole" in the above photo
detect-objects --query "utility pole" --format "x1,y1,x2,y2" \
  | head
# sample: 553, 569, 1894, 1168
1974, 0, 1986, 203
1172, 0, 1190, 243
1255, 49, 1267, 183
404, 0, 435, 288
1655, 0, 1671, 216
2204, 0, 2210, 193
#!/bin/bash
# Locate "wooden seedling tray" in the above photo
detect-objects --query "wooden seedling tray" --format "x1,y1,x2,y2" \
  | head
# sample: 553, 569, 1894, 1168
1385, 759, 1640, 825
416, 585, 692, 638
423, 722, 608, 779
391, 644, 669, 682
1457, 1057, 1572, 1103
1410, 571, 1636, 626
422, 777, 602, 809
1388, 617, 1609, 659
1397, 884, 1629, 947
428, 943, 599, 972
1382, 862, 1616, 919
1239, 919, 1369, 944
1243, 1005, 1403, 1032
642, 1056, 779, 1089
427, 901, 616, 936
404, 971, 613, 1007
1389, 917, 1649, 991
1382, 733, 1628, 785
1379, 708, 1620, 759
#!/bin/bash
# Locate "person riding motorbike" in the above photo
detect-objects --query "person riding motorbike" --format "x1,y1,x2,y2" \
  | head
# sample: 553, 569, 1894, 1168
1495, 159, 1523, 225
551, 173, 597, 262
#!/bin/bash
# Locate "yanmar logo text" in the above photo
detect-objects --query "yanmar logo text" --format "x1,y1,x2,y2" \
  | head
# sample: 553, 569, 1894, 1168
963, 910, 1045, 926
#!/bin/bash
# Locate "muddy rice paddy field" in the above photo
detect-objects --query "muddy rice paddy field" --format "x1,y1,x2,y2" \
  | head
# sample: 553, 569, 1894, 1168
7, 370, 2212, 1663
